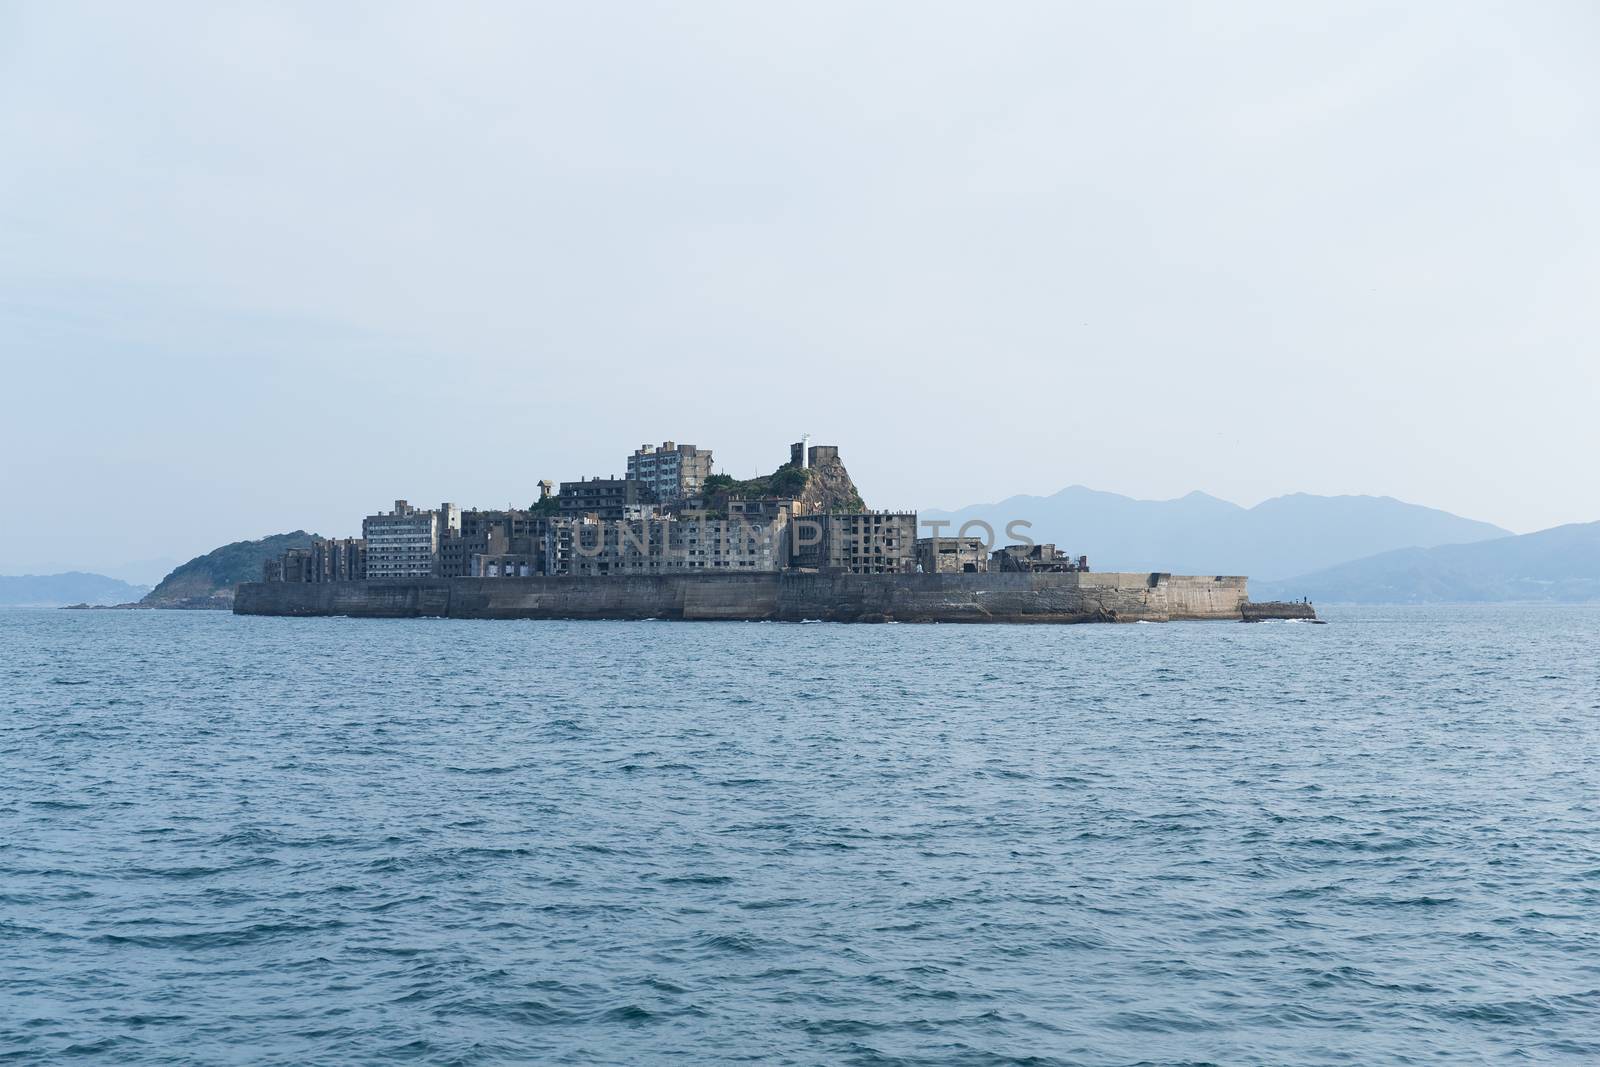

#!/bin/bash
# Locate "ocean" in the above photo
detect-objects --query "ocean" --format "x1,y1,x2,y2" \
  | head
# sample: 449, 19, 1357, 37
2, 606, 1597, 1064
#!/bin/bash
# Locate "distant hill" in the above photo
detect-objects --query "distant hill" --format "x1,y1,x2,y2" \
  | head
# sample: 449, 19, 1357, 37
1255, 521, 1600, 603
143, 531, 318, 607
0, 572, 151, 607
923, 487, 1509, 580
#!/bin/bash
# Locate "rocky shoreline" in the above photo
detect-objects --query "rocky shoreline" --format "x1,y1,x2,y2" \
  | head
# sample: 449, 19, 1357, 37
63, 595, 233, 611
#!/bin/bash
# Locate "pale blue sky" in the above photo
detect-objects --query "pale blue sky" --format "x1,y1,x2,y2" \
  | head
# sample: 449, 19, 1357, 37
2, 1, 1596, 575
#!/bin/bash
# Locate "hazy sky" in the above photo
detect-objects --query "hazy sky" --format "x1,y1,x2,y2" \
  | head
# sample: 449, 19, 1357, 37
2, 1, 1596, 575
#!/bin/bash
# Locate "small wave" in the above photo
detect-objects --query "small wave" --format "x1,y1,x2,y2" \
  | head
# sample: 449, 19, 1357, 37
658, 873, 735, 886
592, 1004, 659, 1024
95, 920, 345, 949
697, 932, 761, 953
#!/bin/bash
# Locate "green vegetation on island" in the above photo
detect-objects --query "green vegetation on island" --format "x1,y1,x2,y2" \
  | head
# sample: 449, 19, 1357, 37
707, 459, 866, 514
704, 465, 809, 499
143, 531, 319, 607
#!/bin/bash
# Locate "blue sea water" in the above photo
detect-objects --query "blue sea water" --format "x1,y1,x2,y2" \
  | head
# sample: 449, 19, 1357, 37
2, 606, 1598, 1065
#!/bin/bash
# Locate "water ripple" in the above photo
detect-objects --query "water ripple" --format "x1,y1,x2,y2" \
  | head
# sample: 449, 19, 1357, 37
1, 604, 1598, 1064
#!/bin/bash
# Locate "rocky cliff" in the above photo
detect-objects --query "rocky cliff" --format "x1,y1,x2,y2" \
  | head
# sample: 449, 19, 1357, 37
708, 446, 868, 513
796, 448, 868, 514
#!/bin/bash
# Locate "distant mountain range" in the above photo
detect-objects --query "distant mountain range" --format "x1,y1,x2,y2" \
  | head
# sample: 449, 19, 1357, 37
0, 572, 151, 607
2, 531, 315, 609
923, 487, 1510, 581
1256, 521, 1600, 603
109, 556, 183, 587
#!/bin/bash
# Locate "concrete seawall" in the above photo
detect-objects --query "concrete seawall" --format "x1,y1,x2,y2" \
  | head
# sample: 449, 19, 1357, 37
1241, 600, 1318, 622
234, 572, 1254, 623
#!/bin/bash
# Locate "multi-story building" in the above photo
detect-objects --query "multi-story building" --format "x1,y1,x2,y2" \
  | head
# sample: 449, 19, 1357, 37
915, 536, 987, 574
363, 500, 456, 580
268, 548, 312, 583
264, 539, 367, 583
791, 512, 917, 575
559, 477, 660, 521
437, 509, 588, 578
726, 496, 799, 524
539, 518, 577, 576
471, 553, 538, 578
626, 441, 713, 504
440, 509, 544, 577
566, 512, 791, 576
309, 537, 367, 581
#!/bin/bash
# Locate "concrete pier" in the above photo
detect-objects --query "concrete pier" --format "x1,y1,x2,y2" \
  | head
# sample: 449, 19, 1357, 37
1240, 600, 1319, 622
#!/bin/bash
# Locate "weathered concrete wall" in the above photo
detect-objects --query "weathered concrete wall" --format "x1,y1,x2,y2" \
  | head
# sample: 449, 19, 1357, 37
1241, 600, 1317, 622
1164, 575, 1252, 620
235, 572, 1252, 623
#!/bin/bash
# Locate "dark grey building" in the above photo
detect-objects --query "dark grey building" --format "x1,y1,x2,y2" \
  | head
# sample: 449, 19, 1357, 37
559, 477, 660, 521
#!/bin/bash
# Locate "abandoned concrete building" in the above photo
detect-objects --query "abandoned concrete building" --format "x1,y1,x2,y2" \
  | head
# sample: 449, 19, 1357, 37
363, 501, 458, 580
991, 543, 1089, 573
559, 477, 661, 521
263, 537, 367, 583
915, 536, 988, 574
440, 509, 549, 578
791, 512, 917, 575
311, 537, 367, 581
625, 441, 713, 504
566, 512, 792, 577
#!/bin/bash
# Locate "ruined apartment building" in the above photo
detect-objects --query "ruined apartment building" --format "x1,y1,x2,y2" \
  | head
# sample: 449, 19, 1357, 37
439, 508, 552, 578
792, 512, 918, 575
363, 500, 459, 580
265, 537, 368, 583
915, 536, 988, 574
626, 441, 713, 504
466, 521, 578, 578
311, 537, 367, 581
559, 477, 661, 521
567, 512, 791, 576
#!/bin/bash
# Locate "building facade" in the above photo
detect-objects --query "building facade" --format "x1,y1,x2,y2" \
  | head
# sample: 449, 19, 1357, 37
915, 536, 987, 574
363, 500, 456, 580
310, 537, 367, 581
263, 538, 367, 582
471, 553, 538, 578
559, 477, 660, 521
441, 509, 543, 577
626, 441, 713, 504
791, 512, 917, 575
565, 513, 791, 576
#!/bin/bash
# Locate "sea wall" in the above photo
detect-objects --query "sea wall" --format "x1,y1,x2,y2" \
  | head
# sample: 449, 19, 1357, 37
234, 572, 1252, 623
1241, 600, 1318, 622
